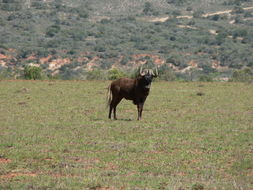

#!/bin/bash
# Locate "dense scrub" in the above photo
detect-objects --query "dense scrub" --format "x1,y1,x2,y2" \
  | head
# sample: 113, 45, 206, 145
0, 0, 253, 80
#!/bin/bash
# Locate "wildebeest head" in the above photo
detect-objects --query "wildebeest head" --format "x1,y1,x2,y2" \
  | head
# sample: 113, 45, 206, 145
139, 67, 158, 88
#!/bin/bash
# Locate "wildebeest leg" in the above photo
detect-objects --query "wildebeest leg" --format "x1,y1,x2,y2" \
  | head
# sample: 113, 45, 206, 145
137, 98, 146, 120
113, 97, 123, 120
108, 105, 113, 119
109, 97, 122, 120
137, 103, 144, 120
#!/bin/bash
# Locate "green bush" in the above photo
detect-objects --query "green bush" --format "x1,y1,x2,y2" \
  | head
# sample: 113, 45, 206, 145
108, 68, 126, 80
232, 5, 244, 14
1, 2, 22, 11
31, 2, 46, 9
158, 65, 176, 81
191, 183, 204, 190
24, 65, 42, 80
86, 69, 107, 80
143, 2, 159, 16
199, 75, 213, 82
0, 67, 13, 79
211, 14, 220, 21
231, 68, 253, 82
193, 10, 204, 18
167, 0, 186, 6
46, 25, 61, 37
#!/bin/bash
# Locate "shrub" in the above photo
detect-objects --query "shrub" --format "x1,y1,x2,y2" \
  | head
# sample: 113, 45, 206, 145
18, 49, 33, 59
232, 28, 248, 38
186, 6, 193, 11
86, 69, 107, 80
0, 67, 13, 79
211, 14, 220, 21
108, 68, 126, 80
58, 67, 84, 80
247, 62, 253, 68
193, 10, 204, 18
200, 63, 216, 74
94, 44, 106, 52
191, 183, 204, 190
232, 5, 244, 14
244, 12, 252, 18
231, 68, 253, 82
167, 0, 186, 6
1, 2, 22, 11
31, 2, 46, 9
45, 39, 61, 48
142, 2, 159, 16
78, 10, 89, 19
172, 10, 181, 17
159, 70, 176, 81
199, 75, 213, 82
46, 25, 61, 37
158, 65, 176, 81
100, 60, 113, 70
24, 65, 42, 80
120, 56, 130, 65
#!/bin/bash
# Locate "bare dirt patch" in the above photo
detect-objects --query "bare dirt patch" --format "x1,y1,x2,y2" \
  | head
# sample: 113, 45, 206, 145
145, 6, 253, 23
0, 158, 11, 164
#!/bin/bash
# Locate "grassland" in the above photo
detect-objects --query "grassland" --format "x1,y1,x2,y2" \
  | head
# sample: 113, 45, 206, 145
0, 81, 253, 189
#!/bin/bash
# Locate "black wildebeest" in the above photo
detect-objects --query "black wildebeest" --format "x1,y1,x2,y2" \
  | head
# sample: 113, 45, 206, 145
107, 67, 158, 120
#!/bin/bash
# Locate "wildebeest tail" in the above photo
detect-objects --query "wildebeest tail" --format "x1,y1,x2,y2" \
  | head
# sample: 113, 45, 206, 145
106, 84, 112, 108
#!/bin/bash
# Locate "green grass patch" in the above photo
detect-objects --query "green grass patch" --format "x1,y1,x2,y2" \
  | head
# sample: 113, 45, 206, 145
0, 81, 252, 189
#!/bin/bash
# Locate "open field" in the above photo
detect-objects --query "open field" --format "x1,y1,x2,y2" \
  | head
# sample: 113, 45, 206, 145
0, 81, 253, 189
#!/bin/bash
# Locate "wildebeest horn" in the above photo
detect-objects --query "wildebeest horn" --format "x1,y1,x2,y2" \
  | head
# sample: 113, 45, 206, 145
152, 67, 158, 77
140, 67, 145, 76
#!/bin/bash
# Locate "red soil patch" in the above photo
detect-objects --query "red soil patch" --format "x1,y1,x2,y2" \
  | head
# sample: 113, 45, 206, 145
0, 158, 11, 164
187, 60, 198, 67
0, 54, 8, 59
48, 58, 71, 71
132, 54, 165, 66
26, 55, 37, 61
39, 55, 53, 64
44, 158, 53, 161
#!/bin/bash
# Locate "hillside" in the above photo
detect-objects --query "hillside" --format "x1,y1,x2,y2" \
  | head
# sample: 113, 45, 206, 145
0, 0, 253, 80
